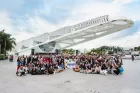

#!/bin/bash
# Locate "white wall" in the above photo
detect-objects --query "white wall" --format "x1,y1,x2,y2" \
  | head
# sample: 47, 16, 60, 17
18, 49, 31, 56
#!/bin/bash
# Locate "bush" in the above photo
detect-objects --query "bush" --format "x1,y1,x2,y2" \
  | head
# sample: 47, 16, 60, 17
86, 52, 91, 55
0, 54, 8, 60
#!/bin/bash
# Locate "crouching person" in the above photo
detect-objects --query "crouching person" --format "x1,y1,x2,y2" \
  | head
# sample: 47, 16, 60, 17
31, 66, 37, 75
48, 66, 54, 74
100, 63, 108, 75
58, 63, 65, 73
41, 65, 46, 74
36, 65, 41, 75
17, 66, 26, 76
54, 64, 60, 74
23, 65, 28, 74
84, 64, 93, 74
74, 65, 80, 72
79, 63, 84, 73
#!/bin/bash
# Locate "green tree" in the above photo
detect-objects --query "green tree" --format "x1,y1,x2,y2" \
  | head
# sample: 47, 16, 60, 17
137, 46, 140, 51
61, 49, 67, 54
87, 46, 123, 55
99, 46, 109, 54
68, 48, 75, 54
0, 30, 16, 59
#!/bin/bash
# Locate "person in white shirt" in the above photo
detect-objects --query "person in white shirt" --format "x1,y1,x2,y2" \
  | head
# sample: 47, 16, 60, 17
18, 66, 25, 76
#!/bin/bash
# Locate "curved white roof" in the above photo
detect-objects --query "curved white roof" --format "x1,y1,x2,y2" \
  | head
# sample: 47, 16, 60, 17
13, 15, 134, 54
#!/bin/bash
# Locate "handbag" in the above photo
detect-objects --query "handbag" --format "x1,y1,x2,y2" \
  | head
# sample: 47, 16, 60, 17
119, 66, 124, 74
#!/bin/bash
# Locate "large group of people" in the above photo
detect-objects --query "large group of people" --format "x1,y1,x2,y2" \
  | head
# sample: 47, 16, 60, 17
16, 54, 124, 76
16, 55, 65, 76
73, 54, 124, 75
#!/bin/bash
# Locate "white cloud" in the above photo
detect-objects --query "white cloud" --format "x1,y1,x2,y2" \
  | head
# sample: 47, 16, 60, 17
0, 0, 140, 49
0, 12, 62, 42
112, 0, 137, 4
0, 11, 13, 33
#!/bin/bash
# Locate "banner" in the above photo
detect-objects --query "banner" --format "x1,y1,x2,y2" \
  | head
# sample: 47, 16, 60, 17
67, 60, 76, 68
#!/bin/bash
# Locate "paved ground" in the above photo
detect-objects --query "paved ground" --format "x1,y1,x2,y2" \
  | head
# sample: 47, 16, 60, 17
0, 59, 140, 93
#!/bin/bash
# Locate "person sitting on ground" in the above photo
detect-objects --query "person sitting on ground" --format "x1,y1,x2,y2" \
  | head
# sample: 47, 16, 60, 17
83, 63, 87, 74
74, 64, 80, 72
60, 63, 65, 70
94, 63, 101, 74
31, 66, 37, 75
54, 64, 59, 74
107, 62, 113, 74
112, 63, 120, 75
48, 66, 54, 74
17, 66, 26, 76
41, 64, 46, 74
36, 65, 41, 74
84, 63, 92, 74
79, 63, 84, 73
23, 65, 28, 74
91, 64, 96, 73
87, 63, 93, 74
57, 63, 65, 73
100, 62, 108, 75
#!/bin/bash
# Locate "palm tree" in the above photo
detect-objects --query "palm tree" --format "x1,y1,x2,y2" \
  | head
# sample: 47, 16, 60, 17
0, 30, 16, 59
0, 30, 5, 55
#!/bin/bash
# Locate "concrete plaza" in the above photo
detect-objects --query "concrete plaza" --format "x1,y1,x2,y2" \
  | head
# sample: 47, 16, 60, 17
0, 59, 140, 93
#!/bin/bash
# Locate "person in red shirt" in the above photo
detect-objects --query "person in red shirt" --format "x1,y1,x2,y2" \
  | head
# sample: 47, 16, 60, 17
11, 55, 13, 62
45, 57, 49, 63
41, 57, 45, 63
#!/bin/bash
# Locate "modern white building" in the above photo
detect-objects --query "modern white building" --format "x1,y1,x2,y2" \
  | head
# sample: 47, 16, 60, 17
11, 15, 134, 56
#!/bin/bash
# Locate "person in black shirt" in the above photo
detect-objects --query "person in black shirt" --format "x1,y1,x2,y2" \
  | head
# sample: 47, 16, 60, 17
87, 64, 93, 74
60, 57, 64, 65
101, 63, 107, 70
27, 56, 31, 64
112, 63, 120, 75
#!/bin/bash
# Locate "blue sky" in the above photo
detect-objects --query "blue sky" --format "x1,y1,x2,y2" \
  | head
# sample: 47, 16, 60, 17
0, 0, 140, 48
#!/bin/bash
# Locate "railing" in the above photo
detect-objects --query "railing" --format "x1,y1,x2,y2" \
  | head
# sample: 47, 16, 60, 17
72, 15, 109, 31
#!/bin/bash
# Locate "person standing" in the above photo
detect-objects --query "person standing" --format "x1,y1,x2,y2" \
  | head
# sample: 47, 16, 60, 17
131, 54, 134, 61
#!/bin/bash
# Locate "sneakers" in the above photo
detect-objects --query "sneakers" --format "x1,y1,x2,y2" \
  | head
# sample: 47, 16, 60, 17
54, 72, 56, 75
104, 71, 107, 75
